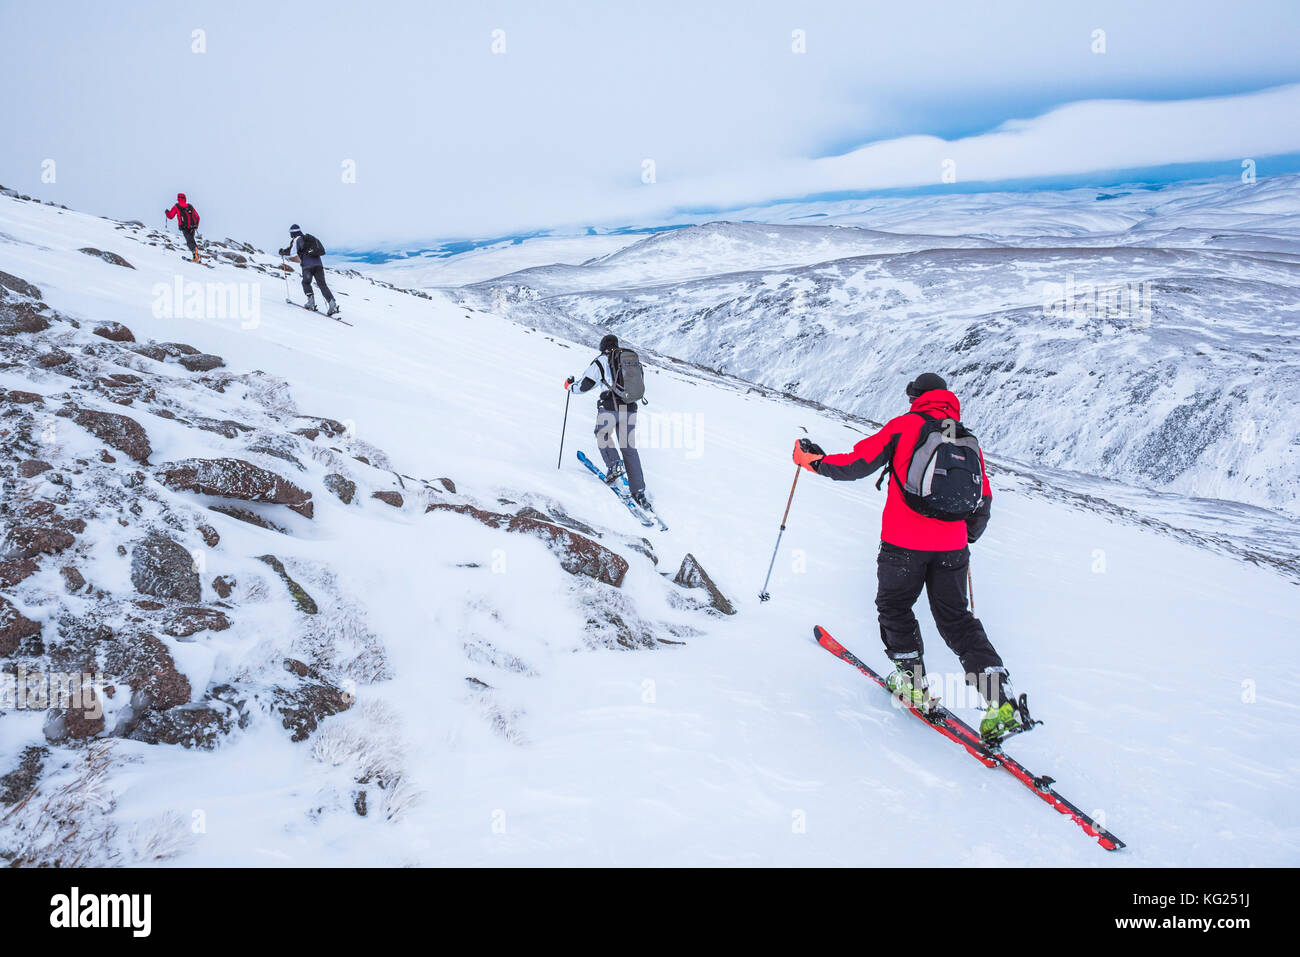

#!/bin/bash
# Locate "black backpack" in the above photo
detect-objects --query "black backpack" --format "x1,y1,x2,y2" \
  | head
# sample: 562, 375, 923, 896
299, 233, 326, 257
606, 347, 645, 403
178, 205, 199, 230
878, 412, 985, 521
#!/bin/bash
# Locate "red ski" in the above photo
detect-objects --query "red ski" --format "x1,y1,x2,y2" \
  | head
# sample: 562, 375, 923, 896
813, 625, 1125, 852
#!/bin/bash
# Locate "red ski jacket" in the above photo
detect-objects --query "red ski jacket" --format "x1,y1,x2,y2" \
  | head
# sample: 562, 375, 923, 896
166, 202, 200, 230
816, 389, 992, 551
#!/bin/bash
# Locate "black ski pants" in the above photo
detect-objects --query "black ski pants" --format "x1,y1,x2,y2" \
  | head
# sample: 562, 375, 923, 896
181, 228, 197, 254
595, 392, 646, 495
875, 542, 1005, 691
302, 264, 333, 302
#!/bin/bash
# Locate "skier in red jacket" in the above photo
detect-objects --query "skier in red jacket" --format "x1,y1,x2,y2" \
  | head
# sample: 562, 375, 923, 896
793, 372, 1024, 741
165, 193, 201, 262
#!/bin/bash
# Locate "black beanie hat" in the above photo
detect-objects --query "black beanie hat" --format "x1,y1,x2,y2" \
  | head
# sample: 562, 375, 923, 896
906, 372, 947, 399
289, 224, 302, 236
599, 334, 619, 352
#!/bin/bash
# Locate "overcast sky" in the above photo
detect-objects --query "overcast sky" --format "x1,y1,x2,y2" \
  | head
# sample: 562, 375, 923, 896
4, 0, 1299, 249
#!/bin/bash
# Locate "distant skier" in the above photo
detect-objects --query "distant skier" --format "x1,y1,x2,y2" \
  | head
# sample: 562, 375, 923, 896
164, 192, 201, 262
791, 372, 1025, 741
566, 334, 652, 510
279, 225, 339, 316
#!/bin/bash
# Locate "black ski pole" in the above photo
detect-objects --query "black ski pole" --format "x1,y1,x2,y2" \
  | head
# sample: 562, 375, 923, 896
968, 565, 975, 614
557, 385, 572, 469
759, 465, 802, 601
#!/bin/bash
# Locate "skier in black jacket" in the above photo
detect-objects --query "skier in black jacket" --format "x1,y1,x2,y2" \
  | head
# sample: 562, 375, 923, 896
279, 225, 339, 316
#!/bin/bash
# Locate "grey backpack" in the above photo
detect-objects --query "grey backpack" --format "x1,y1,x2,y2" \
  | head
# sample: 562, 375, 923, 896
608, 348, 645, 403
879, 412, 984, 520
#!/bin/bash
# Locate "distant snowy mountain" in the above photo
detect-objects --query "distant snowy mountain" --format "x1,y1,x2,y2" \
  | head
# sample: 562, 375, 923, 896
2, 186, 1298, 867
437, 176, 1300, 518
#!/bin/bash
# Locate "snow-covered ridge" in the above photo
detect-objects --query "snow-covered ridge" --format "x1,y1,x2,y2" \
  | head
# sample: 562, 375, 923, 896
439, 176, 1300, 518
1, 187, 1297, 866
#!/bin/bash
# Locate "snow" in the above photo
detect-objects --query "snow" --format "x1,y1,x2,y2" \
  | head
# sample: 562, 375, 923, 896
0, 192, 1298, 866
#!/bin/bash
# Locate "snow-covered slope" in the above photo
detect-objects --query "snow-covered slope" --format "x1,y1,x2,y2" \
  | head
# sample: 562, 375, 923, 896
1, 189, 1297, 866
440, 176, 1300, 518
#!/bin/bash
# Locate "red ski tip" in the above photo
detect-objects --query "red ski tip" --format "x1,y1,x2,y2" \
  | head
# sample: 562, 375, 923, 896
812, 625, 843, 654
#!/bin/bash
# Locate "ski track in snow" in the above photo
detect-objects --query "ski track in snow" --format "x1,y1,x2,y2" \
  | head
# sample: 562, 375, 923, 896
0, 192, 1297, 866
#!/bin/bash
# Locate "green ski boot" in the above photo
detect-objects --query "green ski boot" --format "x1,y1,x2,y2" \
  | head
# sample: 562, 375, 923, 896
980, 700, 1024, 743
885, 663, 935, 713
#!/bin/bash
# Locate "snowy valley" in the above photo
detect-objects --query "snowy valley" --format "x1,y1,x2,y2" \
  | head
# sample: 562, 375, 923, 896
0, 185, 1297, 867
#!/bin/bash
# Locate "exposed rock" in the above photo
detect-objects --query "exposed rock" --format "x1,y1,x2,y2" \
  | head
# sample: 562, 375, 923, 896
323, 473, 356, 504
0, 299, 51, 335
436, 477, 456, 493
208, 505, 287, 533
108, 632, 192, 710
296, 416, 348, 437
371, 490, 403, 508
64, 684, 105, 739
128, 704, 234, 749
3, 519, 78, 560
4, 389, 44, 403
0, 270, 43, 300
130, 533, 201, 602
197, 524, 219, 547
256, 555, 318, 614
0, 596, 42, 655
274, 669, 352, 742
92, 321, 135, 342
60, 566, 86, 593
17, 459, 52, 478
671, 553, 736, 615
162, 606, 231, 638
178, 353, 225, 372
0, 559, 40, 587
192, 417, 253, 439
34, 349, 71, 369
66, 406, 152, 463
0, 746, 47, 805
426, 503, 629, 587
157, 457, 313, 518
78, 247, 135, 268
211, 575, 235, 599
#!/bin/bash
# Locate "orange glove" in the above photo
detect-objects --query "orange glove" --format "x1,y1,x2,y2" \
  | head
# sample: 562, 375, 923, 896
792, 438, 825, 472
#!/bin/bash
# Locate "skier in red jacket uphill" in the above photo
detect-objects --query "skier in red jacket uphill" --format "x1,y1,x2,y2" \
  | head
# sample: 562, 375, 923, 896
164, 193, 201, 262
792, 372, 1025, 741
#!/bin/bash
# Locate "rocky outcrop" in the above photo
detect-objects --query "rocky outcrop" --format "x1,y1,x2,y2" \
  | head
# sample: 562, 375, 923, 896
130, 533, 201, 602
92, 321, 135, 342
108, 633, 192, 710
62, 406, 152, 462
17, 459, 52, 478
78, 247, 134, 268
129, 703, 234, 749
0, 596, 42, 656
0, 298, 51, 335
0, 270, 43, 300
426, 503, 629, 587
323, 473, 356, 504
211, 575, 235, 599
371, 490, 403, 508
256, 555, 317, 614
671, 553, 736, 615
162, 606, 231, 638
157, 458, 314, 518
274, 660, 352, 742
